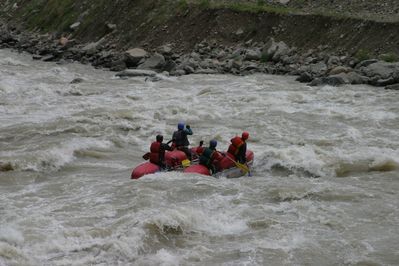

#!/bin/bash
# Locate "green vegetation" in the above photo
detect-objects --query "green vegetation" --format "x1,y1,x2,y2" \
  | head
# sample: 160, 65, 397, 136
178, 0, 189, 10
354, 49, 371, 61
260, 52, 271, 63
199, 0, 211, 9
217, 2, 295, 14
379, 52, 399, 62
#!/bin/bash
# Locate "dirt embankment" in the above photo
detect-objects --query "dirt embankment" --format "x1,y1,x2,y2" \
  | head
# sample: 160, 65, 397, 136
1, 0, 399, 88
1, 0, 399, 56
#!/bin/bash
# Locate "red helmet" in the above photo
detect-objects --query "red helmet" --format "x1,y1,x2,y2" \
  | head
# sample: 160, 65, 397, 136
242, 131, 249, 140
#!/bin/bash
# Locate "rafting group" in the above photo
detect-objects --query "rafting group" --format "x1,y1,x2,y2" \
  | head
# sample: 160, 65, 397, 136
131, 122, 254, 179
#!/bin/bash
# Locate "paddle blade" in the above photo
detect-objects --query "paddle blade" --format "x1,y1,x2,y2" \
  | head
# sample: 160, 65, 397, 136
182, 159, 191, 168
236, 162, 250, 174
142, 152, 150, 160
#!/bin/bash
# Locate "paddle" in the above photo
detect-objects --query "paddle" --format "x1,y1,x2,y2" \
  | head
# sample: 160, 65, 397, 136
142, 152, 150, 160
223, 153, 251, 176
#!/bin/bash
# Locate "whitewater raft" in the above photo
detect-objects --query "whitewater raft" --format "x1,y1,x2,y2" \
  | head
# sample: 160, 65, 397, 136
131, 148, 254, 179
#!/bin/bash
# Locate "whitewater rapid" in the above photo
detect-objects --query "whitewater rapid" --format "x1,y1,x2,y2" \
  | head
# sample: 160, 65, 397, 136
1, 49, 398, 266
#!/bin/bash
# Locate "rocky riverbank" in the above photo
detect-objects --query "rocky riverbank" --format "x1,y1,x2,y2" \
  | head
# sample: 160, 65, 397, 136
1, 1, 399, 89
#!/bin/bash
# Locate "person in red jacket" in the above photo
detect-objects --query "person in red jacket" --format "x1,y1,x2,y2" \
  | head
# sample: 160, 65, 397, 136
199, 140, 224, 174
149, 135, 172, 169
227, 131, 249, 164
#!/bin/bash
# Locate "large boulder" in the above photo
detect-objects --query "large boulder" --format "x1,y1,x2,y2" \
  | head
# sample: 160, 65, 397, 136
137, 53, 166, 70
244, 48, 262, 61
125, 48, 148, 67
385, 83, 399, 90
309, 75, 349, 86
262, 38, 290, 62
360, 61, 399, 79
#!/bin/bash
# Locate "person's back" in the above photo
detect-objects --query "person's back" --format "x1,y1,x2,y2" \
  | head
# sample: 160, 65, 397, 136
227, 131, 249, 164
199, 140, 223, 174
149, 135, 172, 168
172, 122, 193, 159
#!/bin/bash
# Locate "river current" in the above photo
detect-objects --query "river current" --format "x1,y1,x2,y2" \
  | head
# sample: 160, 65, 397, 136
0, 49, 398, 266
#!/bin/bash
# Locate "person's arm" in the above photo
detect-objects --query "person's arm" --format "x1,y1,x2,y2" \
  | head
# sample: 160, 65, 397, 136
162, 143, 172, 151
184, 125, 193, 135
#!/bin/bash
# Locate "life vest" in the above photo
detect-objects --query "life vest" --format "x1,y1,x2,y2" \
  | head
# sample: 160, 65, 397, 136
199, 148, 215, 168
173, 130, 189, 147
227, 136, 244, 157
149, 141, 161, 164
195, 146, 205, 155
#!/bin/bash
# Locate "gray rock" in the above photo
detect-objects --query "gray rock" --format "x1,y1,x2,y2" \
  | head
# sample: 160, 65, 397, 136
361, 61, 399, 79
309, 75, 348, 86
106, 23, 117, 30
245, 48, 262, 61
385, 83, 399, 90
307, 61, 328, 75
356, 59, 379, 68
158, 44, 173, 55
82, 37, 106, 55
194, 68, 218, 74
42, 55, 55, 62
137, 53, 165, 70
171, 69, 186, 76
296, 72, 313, 83
115, 69, 157, 77
327, 56, 340, 66
32, 55, 42, 60
70, 78, 84, 84
329, 66, 352, 75
374, 77, 397, 86
345, 72, 369, 84
125, 48, 148, 67
70, 22, 81, 31
235, 28, 244, 36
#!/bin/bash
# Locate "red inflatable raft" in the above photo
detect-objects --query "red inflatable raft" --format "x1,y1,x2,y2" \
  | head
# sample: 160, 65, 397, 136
131, 150, 189, 179
184, 150, 254, 178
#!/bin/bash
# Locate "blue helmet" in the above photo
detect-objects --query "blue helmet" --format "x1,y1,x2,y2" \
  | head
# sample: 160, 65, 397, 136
210, 139, 217, 148
178, 122, 184, 130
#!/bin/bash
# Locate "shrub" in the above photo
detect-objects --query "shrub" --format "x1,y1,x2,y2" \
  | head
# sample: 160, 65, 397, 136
354, 49, 371, 61
199, 0, 211, 9
379, 52, 398, 62
178, 0, 188, 10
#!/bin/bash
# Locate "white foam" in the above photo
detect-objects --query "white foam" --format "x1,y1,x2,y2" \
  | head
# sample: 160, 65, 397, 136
0, 226, 24, 245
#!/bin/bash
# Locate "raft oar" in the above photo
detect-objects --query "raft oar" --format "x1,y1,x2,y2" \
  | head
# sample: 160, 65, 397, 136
224, 153, 251, 176
142, 152, 150, 160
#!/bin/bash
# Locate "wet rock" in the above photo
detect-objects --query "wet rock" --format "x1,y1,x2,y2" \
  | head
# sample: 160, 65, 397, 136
385, 83, 399, 90
194, 68, 218, 74
32, 55, 42, 60
355, 59, 379, 68
296, 72, 313, 83
70, 78, 84, 84
115, 69, 157, 77
42, 55, 56, 62
309, 75, 348, 86
0, 162, 13, 172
